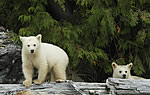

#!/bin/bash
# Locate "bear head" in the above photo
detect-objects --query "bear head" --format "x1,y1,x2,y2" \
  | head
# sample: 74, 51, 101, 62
20, 34, 42, 54
112, 62, 133, 79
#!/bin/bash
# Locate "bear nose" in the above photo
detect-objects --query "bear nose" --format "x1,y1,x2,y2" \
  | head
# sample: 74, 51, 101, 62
31, 50, 34, 53
122, 74, 126, 78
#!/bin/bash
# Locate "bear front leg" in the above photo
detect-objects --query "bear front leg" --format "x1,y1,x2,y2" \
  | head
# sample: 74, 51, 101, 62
33, 63, 48, 84
23, 64, 33, 88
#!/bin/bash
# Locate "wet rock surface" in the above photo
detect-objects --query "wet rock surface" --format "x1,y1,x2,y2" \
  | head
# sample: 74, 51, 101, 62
0, 27, 23, 83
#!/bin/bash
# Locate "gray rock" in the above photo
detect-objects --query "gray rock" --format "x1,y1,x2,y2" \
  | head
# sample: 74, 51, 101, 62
106, 78, 150, 95
0, 28, 23, 83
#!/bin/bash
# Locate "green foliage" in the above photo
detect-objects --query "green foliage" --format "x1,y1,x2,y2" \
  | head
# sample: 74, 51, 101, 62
1, 0, 150, 81
54, 0, 65, 11
76, 0, 93, 6
133, 55, 145, 75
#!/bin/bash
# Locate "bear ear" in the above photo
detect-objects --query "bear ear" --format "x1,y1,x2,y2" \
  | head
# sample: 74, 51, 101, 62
112, 62, 118, 70
127, 63, 133, 69
20, 36, 24, 42
36, 34, 42, 42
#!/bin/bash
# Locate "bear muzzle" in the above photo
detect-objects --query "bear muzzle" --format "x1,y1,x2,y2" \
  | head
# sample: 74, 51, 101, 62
122, 74, 126, 79
31, 50, 34, 53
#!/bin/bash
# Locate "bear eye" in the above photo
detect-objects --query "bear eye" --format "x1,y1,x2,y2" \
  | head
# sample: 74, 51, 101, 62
119, 71, 122, 73
27, 45, 30, 47
33, 44, 36, 47
125, 71, 127, 73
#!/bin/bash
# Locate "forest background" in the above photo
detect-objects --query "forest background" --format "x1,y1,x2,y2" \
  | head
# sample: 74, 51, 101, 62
0, 0, 150, 82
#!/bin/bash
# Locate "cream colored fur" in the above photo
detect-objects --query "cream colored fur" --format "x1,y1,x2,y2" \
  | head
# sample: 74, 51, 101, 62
20, 34, 69, 87
112, 62, 144, 79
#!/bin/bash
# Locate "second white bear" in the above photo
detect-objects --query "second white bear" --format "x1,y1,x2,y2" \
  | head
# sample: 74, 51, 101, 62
20, 34, 69, 87
112, 62, 144, 79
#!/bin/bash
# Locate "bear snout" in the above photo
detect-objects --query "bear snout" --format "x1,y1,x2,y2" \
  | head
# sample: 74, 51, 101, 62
122, 74, 126, 79
31, 50, 34, 53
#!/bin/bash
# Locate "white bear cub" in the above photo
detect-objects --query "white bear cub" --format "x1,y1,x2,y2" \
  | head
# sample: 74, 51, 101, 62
20, 34, 69, 87
112, 62, 144, 79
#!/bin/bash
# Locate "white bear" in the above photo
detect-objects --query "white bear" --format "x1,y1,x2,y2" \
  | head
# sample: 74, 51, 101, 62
20, 34, 69, 87
112, 62, 144, 79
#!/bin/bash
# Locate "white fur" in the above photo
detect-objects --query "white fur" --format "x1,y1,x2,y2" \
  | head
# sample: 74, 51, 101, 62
20, 34, 69, 87
112, 62, 144, 79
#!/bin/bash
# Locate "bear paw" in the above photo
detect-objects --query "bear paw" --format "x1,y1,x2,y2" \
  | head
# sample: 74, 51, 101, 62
33, 79, 42, 84
56, 79, 65, 83
23, 80, 32, 88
